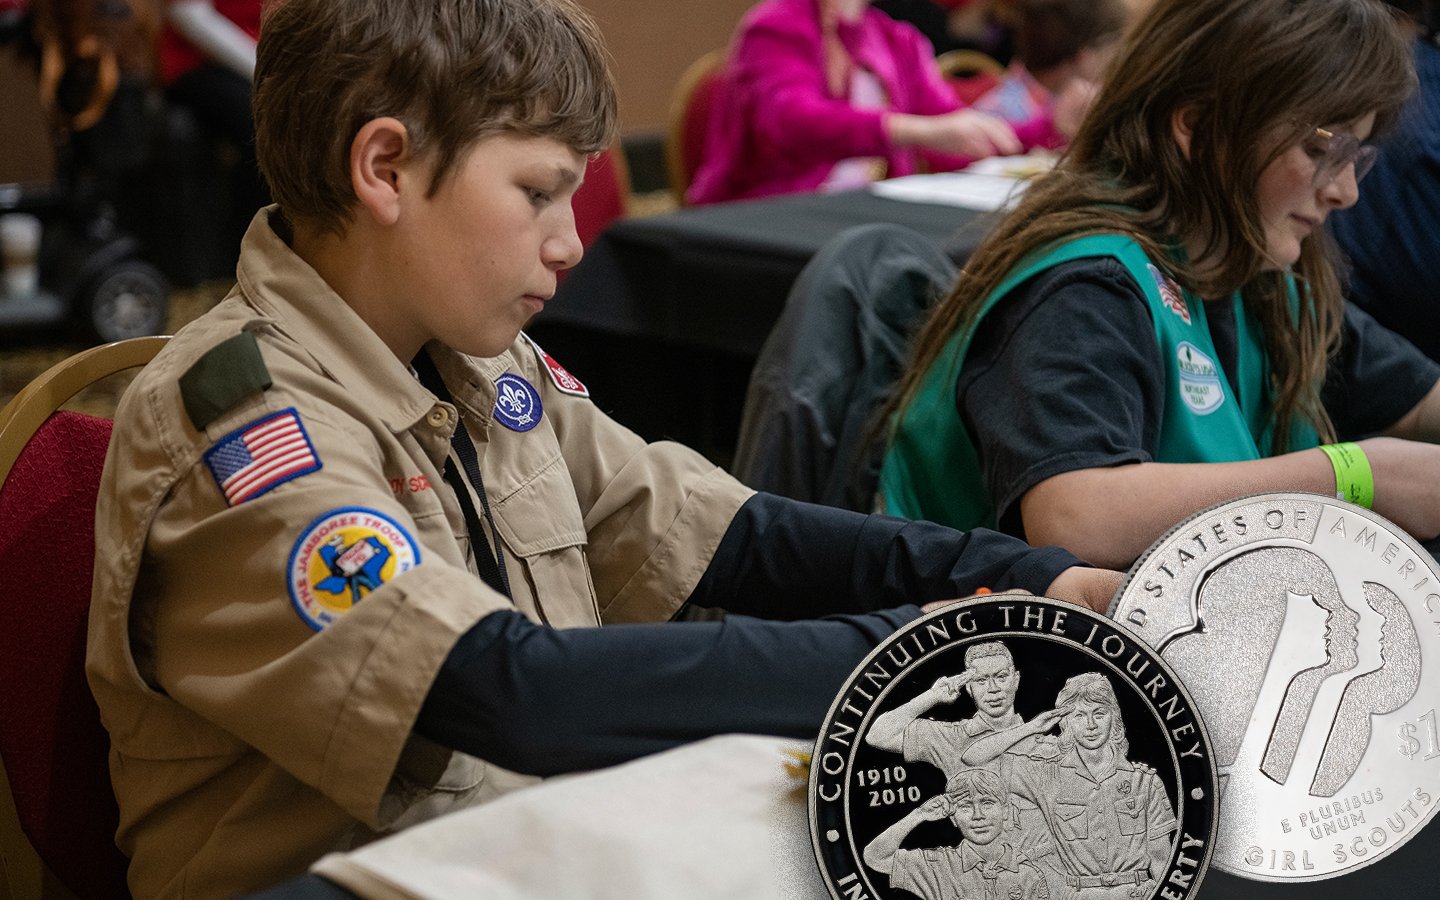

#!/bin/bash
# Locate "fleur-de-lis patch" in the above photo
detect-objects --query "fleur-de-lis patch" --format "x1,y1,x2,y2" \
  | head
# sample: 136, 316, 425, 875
492, 373, 543, 432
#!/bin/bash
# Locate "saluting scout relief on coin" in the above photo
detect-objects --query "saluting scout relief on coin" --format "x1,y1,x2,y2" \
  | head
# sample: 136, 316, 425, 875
1110, 492, 1440, 881
810, 596, 1218, 900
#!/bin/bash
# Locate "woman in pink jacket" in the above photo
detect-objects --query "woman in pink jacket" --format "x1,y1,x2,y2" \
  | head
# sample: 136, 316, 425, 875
687, 0, 1021, 205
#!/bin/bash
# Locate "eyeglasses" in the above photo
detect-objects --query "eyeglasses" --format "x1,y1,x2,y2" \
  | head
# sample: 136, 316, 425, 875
1307, 127, 1378, 188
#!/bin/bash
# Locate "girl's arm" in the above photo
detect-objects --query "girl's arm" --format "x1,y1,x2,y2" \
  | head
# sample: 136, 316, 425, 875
1021, 439, 1440, 570
1020, 454, 1334, 570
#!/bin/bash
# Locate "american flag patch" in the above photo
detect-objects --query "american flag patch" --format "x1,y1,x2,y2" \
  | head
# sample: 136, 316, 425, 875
203, 408, 321, 506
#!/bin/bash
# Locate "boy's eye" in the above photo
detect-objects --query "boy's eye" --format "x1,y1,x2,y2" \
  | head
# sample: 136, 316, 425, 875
526, 187, 552, 206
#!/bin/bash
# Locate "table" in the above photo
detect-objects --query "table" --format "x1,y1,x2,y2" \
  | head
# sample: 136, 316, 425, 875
247, 731, 1440, 900
536, 189, 988, 357
527, 190, 987, 462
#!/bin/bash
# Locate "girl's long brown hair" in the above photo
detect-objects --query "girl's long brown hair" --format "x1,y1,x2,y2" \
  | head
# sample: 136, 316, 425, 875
884, 0, 1414, 455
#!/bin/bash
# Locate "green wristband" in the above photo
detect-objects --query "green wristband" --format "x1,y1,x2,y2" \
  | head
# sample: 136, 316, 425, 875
1318, 442, 1374, 509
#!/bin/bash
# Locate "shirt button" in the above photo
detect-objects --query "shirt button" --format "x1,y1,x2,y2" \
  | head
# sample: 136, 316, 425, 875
427, 407, 450, 428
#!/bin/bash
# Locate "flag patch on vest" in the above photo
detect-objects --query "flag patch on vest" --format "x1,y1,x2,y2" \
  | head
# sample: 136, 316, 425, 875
523, 333, 589, 397
288, 507, 420, 630
1176, 342, 1225, 414
1147, 263, 1190, 325
204, 408, 321, 505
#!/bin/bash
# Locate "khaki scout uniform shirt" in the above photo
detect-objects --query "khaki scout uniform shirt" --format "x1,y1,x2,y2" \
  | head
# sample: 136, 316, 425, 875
903, 712, 1027, 777
891, 841, 1050, 900
86, 209, 754, 900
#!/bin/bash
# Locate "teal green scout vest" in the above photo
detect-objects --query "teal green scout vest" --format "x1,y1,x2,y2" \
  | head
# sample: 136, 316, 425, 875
878, 234, 1319, 531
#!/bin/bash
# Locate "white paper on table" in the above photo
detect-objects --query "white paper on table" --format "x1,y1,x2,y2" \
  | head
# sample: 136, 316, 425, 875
870, 171, 1029, 211
961, 153, 1058, 179
311, 734, 832, 900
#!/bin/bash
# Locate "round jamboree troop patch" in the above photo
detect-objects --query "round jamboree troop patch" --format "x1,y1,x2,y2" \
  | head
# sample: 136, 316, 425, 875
810, 595, 1218, 900
287, 507, 420, 630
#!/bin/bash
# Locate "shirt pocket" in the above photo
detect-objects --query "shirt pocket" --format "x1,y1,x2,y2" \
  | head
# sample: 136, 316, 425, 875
1114, 794, 1146, 835
1053, 800, 1089, 840
490, 455, 598, 627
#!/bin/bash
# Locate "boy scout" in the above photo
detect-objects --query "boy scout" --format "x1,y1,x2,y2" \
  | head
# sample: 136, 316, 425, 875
85, 0, 1123, 897
864, 768, 1051, 900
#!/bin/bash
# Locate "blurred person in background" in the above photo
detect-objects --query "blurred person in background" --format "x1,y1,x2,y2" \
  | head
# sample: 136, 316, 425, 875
159, 0, 269, 214
872, 0, 1013, 58
970, 0, 1140, 152
688, 0, 1022, 205
1330, 0, 1440, 362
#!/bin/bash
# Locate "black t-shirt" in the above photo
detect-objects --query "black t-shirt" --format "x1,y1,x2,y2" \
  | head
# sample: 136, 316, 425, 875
956, 256, 1440, 538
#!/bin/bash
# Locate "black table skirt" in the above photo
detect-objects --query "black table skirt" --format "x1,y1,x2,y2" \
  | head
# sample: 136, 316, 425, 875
537, 189, 991, 357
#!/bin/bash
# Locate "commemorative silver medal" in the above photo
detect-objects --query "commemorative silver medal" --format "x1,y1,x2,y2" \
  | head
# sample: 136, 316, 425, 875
1110, 492, 1440, 881
811, 595, 1218, 900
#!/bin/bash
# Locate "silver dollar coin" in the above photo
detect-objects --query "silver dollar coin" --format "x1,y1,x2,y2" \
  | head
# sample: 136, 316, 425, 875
810, 595, 1218, 900
1109, 492, 1440, 881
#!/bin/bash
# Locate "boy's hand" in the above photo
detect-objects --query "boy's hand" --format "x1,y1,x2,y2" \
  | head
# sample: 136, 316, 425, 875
927, 671, 974, 704
915, 794, 953, 822
1043, 566, 1124, 614
921, 588, 1017, 614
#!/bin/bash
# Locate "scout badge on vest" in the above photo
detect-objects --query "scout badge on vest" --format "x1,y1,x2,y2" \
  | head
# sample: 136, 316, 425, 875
810, 595, 1218, 900
1111, 493, 1440, 883
1176, 342, 1225, 416
203, 407, 321, 506
493, 373, 542, 432
287, 507, 420, 630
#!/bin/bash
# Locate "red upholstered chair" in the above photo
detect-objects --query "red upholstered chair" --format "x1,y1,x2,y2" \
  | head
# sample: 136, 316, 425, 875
665, 49, 726, 206
0, 336, 169, 900
936, 48, 1005, 105
572, 145, 631, 252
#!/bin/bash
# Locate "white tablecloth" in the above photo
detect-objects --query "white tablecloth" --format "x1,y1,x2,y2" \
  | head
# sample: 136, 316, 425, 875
312, 735, 832, 900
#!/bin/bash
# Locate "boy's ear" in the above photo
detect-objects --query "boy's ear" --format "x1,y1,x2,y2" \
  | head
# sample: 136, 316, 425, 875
350, 117, 412, 227
1171, 105, 1200, 161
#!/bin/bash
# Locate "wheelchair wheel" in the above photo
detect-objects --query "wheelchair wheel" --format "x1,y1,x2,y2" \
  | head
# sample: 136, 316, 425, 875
81, 258, 169, 343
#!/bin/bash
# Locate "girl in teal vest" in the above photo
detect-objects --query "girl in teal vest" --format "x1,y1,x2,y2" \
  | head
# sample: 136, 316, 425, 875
879, 0, 1440, 569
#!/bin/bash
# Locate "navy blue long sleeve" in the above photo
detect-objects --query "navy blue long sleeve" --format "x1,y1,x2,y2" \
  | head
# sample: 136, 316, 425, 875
414, 493, 1083, 776
415, 606, 915, 777
686, 491, 1080, 617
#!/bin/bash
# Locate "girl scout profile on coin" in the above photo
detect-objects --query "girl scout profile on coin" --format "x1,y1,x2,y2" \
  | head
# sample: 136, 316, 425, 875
811, 596, 1218, 900
1111, 493, 1440, 882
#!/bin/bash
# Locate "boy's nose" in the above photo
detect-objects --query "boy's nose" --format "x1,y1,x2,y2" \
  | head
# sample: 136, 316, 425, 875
547, 214, 584, 271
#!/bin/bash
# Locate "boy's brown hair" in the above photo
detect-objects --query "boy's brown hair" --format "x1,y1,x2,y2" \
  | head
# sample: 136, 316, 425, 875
253, 0, 619, 236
